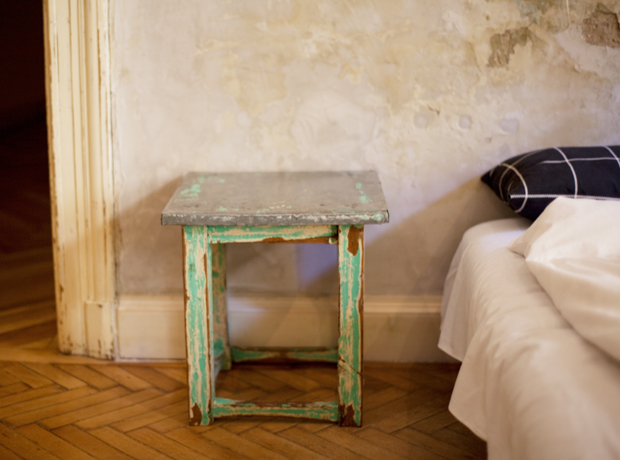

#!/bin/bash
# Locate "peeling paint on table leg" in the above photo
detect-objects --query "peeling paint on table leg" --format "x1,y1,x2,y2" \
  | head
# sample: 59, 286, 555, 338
212, 243, 231, 371
338, 402, 357, 427
205, 240, 217, 418
183, 226, 214, 425
338, 225, 364, 427
346, 225, 362, 256
189, 403, 203, 425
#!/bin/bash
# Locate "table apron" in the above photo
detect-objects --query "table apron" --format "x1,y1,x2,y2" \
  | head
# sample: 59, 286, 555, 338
206, 225, 338, 244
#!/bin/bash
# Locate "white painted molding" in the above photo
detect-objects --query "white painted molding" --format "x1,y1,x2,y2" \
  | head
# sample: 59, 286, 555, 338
117, 295, 453, 362
44, 0, 116, 358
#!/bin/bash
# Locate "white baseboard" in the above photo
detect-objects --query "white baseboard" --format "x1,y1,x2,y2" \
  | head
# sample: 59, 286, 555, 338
117, 294, 454, 362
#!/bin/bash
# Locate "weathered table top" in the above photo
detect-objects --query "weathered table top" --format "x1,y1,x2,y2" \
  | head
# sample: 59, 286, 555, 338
162, 171, 389, 226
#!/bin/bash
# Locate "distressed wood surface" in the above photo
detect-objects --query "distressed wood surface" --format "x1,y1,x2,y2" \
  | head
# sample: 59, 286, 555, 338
338, 225, 364, 427
169, 173, 384, 426
45, 0, 116, 358
231, 347, 338, 364
182, 226, 214, 425
211, 244, 231, 372
162, 171, 389, 226
208, 225, 338, 244
213, 398, 339, 421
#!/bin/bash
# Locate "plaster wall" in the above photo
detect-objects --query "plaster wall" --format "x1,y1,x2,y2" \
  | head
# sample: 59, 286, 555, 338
112, 0, 620, 297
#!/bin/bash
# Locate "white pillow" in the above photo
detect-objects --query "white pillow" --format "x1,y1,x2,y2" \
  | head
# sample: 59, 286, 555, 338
510, 197, 620, 361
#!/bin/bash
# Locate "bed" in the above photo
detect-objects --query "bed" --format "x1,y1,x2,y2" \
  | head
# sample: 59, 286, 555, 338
438, 197, 620, 460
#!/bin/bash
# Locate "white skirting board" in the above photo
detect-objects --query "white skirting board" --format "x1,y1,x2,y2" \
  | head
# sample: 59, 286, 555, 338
117, 295, 453, 362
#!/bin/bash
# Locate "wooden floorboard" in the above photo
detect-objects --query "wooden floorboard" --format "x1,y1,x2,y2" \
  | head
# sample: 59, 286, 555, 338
0, 361, 487, 459
0, 118, 487, 458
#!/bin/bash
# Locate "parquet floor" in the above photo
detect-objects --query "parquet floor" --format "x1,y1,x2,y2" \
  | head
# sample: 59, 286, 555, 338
0, 118, 487, 459
0, 361, 486, 460
0, 117, 58, 357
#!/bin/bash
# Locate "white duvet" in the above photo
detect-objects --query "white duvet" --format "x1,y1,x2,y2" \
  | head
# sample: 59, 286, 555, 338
439, 199, 620, 460
510, 197, 620, 362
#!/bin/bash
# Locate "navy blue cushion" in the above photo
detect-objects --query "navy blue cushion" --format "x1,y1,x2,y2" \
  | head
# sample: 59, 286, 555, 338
481, 146, 620, 220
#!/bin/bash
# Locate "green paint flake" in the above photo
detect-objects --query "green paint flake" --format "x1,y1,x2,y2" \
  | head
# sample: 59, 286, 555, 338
231, 347, 338, 363
211, 244, 231, 371
232, 348, 275, 361
209, 225, 337, 244
288, 349, 338, 362
338, 225, 363, 426
218, 178, 226, 183
212, 398, 339, 420
218, 206, 227, 211
183, 226, 212, 425
355, 182, 371, 204
180, 183, 201, 198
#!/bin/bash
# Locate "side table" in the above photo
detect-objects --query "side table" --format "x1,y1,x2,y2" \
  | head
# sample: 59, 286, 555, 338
162, 171, 389, 427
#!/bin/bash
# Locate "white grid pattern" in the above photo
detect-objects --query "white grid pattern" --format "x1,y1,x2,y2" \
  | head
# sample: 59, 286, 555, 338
483, 145, 620, 219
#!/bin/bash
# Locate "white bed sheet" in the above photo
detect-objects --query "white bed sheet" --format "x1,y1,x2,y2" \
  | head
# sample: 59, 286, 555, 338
439, 218, 620, 460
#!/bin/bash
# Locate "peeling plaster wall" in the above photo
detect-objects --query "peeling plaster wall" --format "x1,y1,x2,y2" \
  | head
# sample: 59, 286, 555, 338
112, 0, 620, 297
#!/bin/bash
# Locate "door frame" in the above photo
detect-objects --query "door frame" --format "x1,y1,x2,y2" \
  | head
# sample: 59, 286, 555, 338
43, 0, 116, 359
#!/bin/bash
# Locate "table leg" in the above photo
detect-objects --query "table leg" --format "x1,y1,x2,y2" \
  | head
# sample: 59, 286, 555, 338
338, 225, 364, 427
212, 243, 231, 371
183, 226, 215, 425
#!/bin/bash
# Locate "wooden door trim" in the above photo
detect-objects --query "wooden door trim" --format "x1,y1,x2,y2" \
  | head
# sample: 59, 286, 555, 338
43, 0, 116, 358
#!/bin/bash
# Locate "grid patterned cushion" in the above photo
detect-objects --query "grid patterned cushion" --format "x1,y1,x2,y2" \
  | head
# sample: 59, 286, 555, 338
482, 146, 620, 220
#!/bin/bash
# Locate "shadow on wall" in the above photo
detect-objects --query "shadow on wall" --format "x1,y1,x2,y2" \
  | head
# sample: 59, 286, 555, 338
116, 177, 186, 294
301, 178, 517, 297
116, 174, 516, 298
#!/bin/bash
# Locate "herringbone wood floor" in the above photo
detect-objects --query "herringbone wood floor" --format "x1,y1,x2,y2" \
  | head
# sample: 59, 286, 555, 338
0, 361, 486, 460
0, 118, 487, 459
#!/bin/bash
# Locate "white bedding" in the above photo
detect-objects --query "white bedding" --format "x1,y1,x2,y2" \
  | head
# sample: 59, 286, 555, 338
439, 216, 620, 460
510, 197, 620, 363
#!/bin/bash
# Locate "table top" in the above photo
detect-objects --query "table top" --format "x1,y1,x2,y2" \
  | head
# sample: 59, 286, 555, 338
161, 171, 389, 226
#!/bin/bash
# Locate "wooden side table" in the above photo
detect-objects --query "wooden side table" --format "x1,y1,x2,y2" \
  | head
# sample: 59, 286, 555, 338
162, 171, 389, 427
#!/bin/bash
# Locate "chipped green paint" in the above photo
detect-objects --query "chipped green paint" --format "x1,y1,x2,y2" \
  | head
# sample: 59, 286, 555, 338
231, 346, 338, 363
162, 171, 389, 227
167, 171, 390, 427
338, 225, 364, 427
372, 213, 386, 221
212, 398, 339, 421
211, 243, 231, 371
355, 182, 372, 204
180, 183, 201, 198
179, 223, 364, 426
183, 226, 213, 425
208, 225, 337, 244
